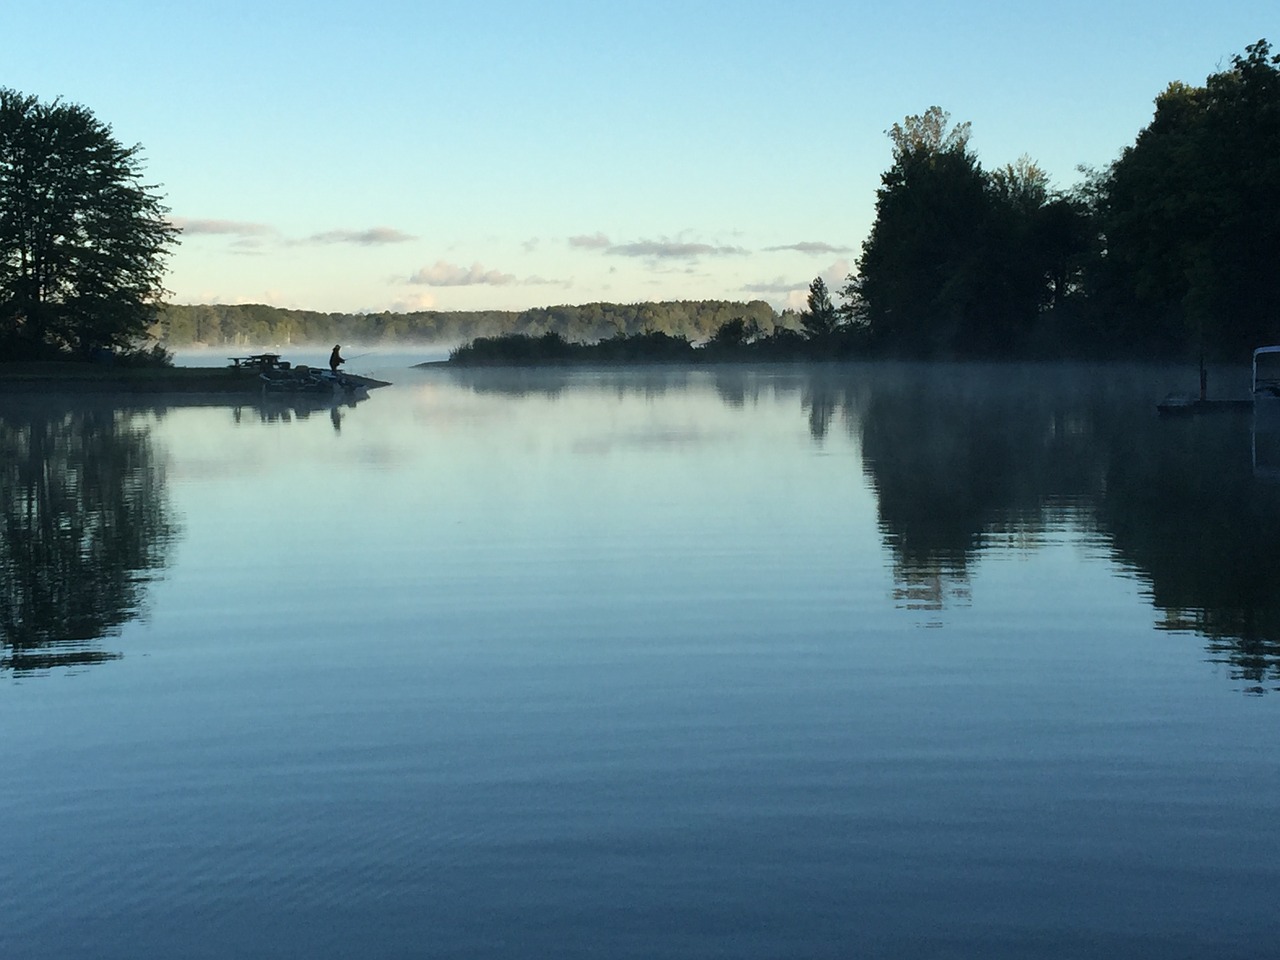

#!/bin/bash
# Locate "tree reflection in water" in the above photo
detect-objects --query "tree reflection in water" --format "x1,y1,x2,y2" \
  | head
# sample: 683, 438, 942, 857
0, 401, 176, 676
1099, 405, 1280, 694
803, 362, 1280, 693
438, 360, 1280, 691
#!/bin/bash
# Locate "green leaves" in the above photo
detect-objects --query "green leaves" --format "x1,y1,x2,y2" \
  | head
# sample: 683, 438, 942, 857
855, 113, 1013, 355
800, 276, 837, 340
850, 40, 1280, 360
886, 106, 972, 162
1091, 39, 1280, 357
0, 89, 178, 359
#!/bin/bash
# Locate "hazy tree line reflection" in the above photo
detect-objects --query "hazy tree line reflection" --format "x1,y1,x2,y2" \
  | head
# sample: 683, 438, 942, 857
6, 368, 1276, 691
0, 401, 176, 676
0, 391, 363, 679
841, 363, 1280, 693
449, 364, 1280, 692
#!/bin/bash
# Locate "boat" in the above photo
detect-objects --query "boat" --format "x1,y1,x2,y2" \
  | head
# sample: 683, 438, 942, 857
1253, 346, 1280, 400
1154, 348, 1280, 416
258, 365, 390, 395
1155, 393, 1251, 416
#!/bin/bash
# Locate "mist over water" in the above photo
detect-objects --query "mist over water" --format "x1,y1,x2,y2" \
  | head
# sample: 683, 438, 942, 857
3, 361, 1278, 959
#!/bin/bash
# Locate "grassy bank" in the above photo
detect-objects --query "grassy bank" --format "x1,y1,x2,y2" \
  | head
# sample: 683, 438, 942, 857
0, 362, 264, 393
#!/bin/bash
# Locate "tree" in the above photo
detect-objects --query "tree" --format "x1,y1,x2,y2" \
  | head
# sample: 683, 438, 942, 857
707, 315, 759, 350
847, 107, 992, 355
1092, 40, 1280, 357
0, 89, 179, 360
800, 276, 838, 340
848, 107, 1090, 357
887, 106, 973, 158
981, 155, 1090, 346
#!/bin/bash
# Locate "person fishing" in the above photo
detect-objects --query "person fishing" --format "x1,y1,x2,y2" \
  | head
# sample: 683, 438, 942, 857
329, 344, 345, 372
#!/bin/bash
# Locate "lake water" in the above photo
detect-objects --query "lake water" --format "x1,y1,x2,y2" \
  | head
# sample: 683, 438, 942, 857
3, 356, 1279, 959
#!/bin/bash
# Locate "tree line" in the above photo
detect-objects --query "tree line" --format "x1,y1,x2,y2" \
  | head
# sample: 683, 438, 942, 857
443, 37, 1280, 365
4, 39, 1277, 364
155, 299, 788, 349
840, 39, 1280, 361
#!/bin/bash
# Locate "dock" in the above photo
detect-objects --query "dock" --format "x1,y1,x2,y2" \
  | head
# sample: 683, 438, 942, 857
1156, 395, 1253, 416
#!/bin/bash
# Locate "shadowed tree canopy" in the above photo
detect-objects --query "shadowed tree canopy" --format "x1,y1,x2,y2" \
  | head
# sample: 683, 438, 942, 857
800, 276, 838, 340
845, 107, 994, 355
846, 106, 1094, 358
0, 89, 179, 360
1091, 39, 1280, 358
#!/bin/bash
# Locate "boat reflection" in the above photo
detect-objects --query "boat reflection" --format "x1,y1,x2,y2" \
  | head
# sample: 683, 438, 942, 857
1254, 404, 1280, 480
230, 391, 368, 430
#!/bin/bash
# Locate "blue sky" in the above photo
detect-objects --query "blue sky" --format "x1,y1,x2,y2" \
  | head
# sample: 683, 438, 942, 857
5, 1, 1276, 314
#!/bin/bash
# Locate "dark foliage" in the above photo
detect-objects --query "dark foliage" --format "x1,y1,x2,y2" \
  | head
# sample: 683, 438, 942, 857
846, 107, 1094, 358
1, 89, 178, 361
1089, 40, 1280, 358
449, 330, 697, 365
844, 42, 1280, 362
157, 299, 785, 350
1, 404, 175, 674
800, 277, 838, 340
447, 320, 871, 366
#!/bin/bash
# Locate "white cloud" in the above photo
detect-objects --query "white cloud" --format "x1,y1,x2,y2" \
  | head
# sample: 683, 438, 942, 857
764, 241, 854, 255
569, 234, 747, 260
171, 217, 275, 237
389, 290, 439, 311
744, 259, 854, 311
172, 219, 416, 249
820, 259, 853, 289
307, 227, 416, 245
408, 261, 517, 287
743, 279, 807, 295
785, 289, 810, 312
607, 239, 748, 259
568, 232, 612, 250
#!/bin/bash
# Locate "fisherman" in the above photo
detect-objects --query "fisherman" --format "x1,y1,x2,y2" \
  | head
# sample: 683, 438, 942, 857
329, 344, 345, 372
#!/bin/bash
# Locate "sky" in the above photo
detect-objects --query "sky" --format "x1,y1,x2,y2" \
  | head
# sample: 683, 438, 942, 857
5, 1, 1277, 315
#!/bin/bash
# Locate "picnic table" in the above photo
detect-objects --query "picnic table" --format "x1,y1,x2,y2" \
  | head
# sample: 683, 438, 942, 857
228, 353, 290, 371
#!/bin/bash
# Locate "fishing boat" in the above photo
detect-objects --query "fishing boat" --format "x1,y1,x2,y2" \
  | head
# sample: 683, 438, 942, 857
259, 365, 388, 395
225, 353, 390, 395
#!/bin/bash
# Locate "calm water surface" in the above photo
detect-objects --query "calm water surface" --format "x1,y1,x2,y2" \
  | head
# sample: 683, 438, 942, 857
3, 358, 1279, 959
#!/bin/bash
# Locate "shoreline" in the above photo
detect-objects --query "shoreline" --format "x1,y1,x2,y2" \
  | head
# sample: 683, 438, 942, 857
1, 363, 262, 393
0, 362, 390, 394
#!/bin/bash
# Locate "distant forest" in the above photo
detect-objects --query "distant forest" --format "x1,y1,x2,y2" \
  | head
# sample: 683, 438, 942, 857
155, 299, 787, 350
157, 39, 1280, 365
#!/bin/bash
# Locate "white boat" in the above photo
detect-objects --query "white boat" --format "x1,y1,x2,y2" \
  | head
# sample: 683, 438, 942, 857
1253, 346, 1280, 400
259, 365, 390, 395
1157, 347, 1280, 416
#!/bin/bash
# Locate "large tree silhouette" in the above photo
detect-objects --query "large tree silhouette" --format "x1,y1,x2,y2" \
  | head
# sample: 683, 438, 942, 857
0, 89, 178, 359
